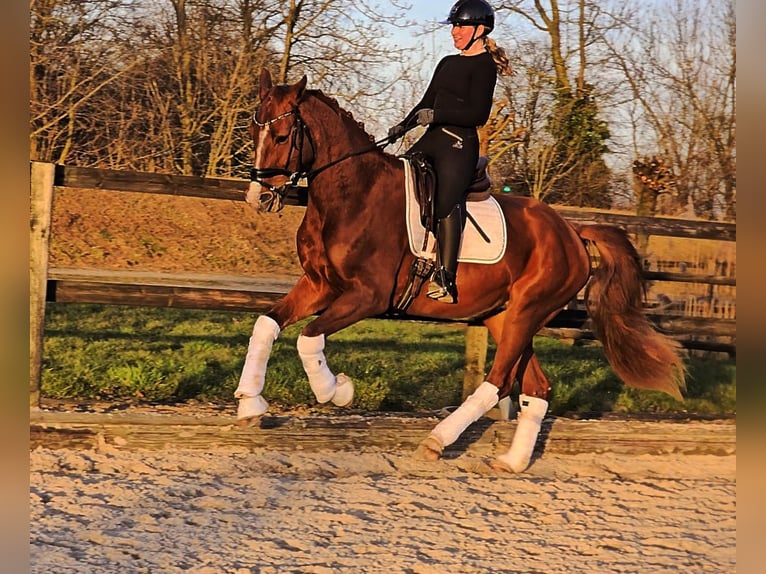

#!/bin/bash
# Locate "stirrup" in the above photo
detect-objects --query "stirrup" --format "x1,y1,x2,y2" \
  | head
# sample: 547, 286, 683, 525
427, 267, 457, 304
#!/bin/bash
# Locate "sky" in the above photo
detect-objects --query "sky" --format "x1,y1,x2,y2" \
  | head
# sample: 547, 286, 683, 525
392, 3, 454, 75
355, 1, 540, 137
378, 1, 644, 173
380, 1, 542, 82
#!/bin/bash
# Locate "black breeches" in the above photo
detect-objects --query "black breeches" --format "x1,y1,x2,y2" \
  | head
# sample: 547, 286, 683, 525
409, 126, 479, 220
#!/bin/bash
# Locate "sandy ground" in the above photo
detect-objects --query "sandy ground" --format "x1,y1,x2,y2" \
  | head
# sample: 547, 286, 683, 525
30, 440, 735, 574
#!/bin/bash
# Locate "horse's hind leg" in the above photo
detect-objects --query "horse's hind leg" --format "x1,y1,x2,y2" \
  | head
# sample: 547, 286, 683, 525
414, 302, 559, 464
482, 315, 552, 472
413, 313, 512, 461
413, 309, 538, 461
414, 380, 500, 461
493, 349, 551, 473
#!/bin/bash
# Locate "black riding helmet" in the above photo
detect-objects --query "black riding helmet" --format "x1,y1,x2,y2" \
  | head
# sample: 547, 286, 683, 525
443, 0, 495, 34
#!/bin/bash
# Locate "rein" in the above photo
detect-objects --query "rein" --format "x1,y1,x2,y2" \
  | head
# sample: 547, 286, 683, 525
250, 103, 391, 211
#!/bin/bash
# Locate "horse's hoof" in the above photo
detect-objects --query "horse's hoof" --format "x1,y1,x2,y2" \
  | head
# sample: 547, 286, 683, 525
489, 458, 516, 474
332, 373, 354, 407
413, 436, 443, 461
236, 415, 262, 428
492, 452, 529, 473
237, 395, 269, 421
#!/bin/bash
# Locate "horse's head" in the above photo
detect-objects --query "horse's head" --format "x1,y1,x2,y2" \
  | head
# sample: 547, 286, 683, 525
247, 68, 315, 211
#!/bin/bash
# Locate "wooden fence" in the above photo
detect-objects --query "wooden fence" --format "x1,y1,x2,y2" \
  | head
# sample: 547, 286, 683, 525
30, 162, 737, 408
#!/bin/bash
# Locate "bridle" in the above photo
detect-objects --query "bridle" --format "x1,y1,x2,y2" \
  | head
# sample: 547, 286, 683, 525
250, 106, 316, 211
250, 99, 391, 212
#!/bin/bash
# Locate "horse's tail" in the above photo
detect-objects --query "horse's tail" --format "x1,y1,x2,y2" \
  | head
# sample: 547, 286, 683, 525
576, 224, 686, 400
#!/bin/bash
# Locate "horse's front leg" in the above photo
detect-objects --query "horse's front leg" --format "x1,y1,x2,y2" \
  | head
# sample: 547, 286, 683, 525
296, 332, 354, 408
235, 275, 333, 421
295, 287, 390, 410
234, 314, 281, 420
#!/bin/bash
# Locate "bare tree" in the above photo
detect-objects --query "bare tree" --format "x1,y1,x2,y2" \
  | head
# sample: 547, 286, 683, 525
29, 0, 145, 164
30, 0, 415, 175
135, 0, 278, 175
264, 0, 414, 134
33, 0, 271, 175
601, 0, 736, 220
494, 1, 613, 206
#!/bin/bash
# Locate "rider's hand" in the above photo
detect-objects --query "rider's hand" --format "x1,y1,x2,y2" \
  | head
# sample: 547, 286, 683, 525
387, 124, 406, 142
415, 108, 434, 126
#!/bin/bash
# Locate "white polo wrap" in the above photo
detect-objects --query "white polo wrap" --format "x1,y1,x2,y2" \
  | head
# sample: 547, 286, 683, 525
235, 315, 280, 399
297, 334, 337, 403
429, 381, 499, 448
495, 393, 548, 472
235, 315, 280, 419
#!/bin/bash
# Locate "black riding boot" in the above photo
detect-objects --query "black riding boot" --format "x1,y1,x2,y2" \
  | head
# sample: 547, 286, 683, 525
427, 205, 462, 304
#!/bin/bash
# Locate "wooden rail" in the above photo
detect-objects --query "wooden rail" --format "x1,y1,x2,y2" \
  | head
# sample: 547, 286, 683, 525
47, 268, 297, 312
555, 207, 736, 241
53, 163, 248, 200
30, 409, 736, 456
642, 271, 735, 286
46, 267, 737, 342
53, 164, 737, 240
30, 162, 737, 408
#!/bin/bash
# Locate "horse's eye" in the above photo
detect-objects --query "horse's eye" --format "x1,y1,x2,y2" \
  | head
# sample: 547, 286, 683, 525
274, 134, 289, 145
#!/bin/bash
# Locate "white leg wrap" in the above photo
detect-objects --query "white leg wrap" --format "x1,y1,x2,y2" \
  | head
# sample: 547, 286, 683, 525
235, 316, 280, 419
429, 382, 499, 448
297, 334, 337, 403
495, 394, 549, 473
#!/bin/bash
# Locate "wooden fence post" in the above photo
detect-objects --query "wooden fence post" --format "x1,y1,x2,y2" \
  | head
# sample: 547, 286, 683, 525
462, 325, 512, 419
30, 162, 55, 408
462, 324, 488, 401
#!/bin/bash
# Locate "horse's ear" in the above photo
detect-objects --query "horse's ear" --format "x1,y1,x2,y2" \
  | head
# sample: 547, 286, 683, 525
295, 75, 308, 99
259, 68, 273, 101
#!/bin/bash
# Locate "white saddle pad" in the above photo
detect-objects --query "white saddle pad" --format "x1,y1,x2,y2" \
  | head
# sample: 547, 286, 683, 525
401, 157, 507, 264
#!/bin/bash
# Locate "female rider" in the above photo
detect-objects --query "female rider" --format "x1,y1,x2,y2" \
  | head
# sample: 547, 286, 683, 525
388, 0, 510, 304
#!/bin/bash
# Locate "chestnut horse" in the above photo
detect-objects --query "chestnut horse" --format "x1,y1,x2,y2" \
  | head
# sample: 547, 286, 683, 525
235, 69, 685, 472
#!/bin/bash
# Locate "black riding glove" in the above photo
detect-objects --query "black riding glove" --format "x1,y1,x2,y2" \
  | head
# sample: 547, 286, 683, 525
388, 124, 406, 142
415, 108, 434, 126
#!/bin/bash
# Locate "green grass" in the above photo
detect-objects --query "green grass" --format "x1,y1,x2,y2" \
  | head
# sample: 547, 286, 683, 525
41, 303, 736, 416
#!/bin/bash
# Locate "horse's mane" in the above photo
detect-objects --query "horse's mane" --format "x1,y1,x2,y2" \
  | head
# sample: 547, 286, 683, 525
306, 89, 376, 144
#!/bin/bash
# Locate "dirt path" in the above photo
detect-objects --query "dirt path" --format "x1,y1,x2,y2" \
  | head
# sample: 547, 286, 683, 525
30, 432, 735, 573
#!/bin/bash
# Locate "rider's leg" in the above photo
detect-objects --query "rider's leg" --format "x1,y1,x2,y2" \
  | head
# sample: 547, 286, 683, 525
427, 203, 462, 303
422, 130, 476, 304
408, 127, 477, 304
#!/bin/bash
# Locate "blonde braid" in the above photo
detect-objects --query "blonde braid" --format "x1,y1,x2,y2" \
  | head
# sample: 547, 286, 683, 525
485, 37, 512, 76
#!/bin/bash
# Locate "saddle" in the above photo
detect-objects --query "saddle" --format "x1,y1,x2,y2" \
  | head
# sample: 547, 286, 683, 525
403, 152, 492, 233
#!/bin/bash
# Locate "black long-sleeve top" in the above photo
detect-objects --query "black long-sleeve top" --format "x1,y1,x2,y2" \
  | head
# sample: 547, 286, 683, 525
403, 51, 497, 129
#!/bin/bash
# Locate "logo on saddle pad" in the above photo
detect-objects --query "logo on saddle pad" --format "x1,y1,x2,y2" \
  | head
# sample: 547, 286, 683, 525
401, 158, 507, 264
